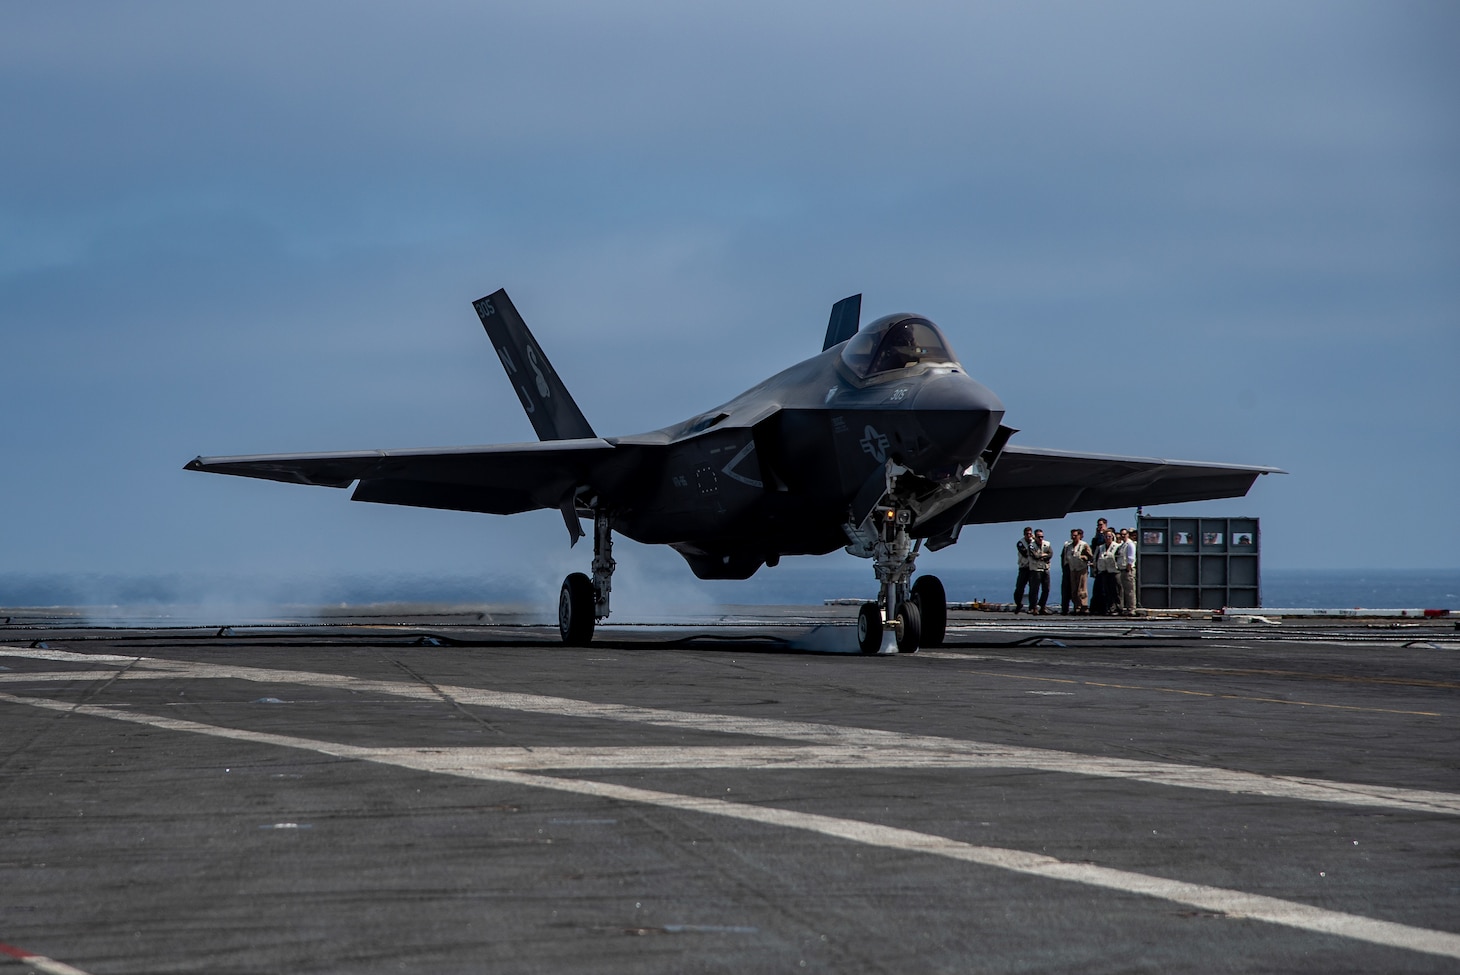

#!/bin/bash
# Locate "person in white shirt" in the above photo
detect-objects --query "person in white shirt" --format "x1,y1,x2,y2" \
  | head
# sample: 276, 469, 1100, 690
1029, 528, 1054, 614
1115, 528, 1138, 615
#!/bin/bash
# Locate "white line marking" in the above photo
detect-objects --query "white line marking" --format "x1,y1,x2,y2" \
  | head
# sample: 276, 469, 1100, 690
3, 649, 1458, 816
0, 942, 95, 975
2, 690, 1458, 961
2, 648, 144, 663
19, 958, 94, 975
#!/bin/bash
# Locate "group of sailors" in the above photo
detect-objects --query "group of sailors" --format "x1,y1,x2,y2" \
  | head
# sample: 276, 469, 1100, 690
1013, 517, 1138, 615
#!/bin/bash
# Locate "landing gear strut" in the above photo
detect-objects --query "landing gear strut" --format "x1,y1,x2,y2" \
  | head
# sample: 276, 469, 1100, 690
854, 506, 935, 654
559, 510, 615, 645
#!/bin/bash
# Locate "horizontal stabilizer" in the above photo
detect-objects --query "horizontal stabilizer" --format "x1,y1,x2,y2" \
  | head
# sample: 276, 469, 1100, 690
474, 289, 596, 442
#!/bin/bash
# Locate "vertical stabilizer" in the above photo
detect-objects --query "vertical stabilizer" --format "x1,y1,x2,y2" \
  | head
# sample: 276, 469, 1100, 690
473, 289, 596, 441
822, 293, 862, 351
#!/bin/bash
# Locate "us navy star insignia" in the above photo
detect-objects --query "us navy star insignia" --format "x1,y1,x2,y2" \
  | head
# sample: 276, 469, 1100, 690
860, 425, 889, 463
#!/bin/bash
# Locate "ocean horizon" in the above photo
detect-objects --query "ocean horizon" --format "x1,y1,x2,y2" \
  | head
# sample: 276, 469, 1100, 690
2, 567, 1457, 616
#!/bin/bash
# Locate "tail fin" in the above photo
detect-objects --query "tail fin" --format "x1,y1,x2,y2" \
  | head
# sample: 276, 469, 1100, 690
822, 293, 862, 351
473, 289, 596, 441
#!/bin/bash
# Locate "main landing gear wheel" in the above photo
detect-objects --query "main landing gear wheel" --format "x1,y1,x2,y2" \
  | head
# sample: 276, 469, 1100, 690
894, 600, 922, 654
910, 574, 947, 648
857, 601, 883, 654
559, 572, 595, 646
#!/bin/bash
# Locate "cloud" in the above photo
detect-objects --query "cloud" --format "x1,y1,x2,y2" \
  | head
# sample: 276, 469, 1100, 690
0, 1, 1455, 579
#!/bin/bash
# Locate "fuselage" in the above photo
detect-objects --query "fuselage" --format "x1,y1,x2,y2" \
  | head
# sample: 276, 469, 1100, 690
600, 314, 1006, 578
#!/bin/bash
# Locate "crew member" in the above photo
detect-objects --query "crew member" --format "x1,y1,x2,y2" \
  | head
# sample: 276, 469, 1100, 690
1115, 527, 1138, 615
1029, 528, 1053, 614
1089, 518, 1110, 614
1013, 527, 1034, 613
1095, 527, 1119, 615
1064, 528, 1093, 614
1060, 529, 1073, 614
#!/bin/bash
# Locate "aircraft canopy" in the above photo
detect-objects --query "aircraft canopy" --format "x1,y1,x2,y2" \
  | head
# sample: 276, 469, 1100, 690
839, 314, 959, 379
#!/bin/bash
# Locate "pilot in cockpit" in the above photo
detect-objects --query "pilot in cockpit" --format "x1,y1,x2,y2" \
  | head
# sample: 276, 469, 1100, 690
870, 321, 922, 373
840, 314, 958, 380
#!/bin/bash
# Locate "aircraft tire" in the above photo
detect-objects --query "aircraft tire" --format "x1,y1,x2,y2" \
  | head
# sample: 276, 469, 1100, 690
895, 600, 922, 654
559, 572, 595, 645
856, 601, 883, 654
911, 575, 947, 647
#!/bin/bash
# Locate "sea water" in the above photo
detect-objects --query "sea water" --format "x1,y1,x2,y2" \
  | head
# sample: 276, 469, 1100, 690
1, 567, 1456, 614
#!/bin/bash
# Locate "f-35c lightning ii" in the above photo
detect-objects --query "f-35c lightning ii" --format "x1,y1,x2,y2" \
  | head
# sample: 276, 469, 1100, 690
187, 289, 1279, 652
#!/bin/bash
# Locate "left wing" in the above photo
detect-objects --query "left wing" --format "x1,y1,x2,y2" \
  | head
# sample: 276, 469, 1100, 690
185, 439, 628, 517
965, 445, 1283, 524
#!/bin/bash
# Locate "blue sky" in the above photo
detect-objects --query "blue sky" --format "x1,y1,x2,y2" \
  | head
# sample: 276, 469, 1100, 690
3, 1, 1456, 592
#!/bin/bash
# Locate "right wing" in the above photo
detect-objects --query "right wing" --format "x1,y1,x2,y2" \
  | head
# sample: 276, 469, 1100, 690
185, 439, 631, 517
965, 444, 1283, 524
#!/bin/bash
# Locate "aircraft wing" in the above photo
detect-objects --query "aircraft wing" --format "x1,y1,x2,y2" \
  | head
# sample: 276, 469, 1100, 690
965, 445, 1283, 524
185, 439, 627, 516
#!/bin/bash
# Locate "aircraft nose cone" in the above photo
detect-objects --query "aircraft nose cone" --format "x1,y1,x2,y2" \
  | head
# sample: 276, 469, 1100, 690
911, 373, 1005, 464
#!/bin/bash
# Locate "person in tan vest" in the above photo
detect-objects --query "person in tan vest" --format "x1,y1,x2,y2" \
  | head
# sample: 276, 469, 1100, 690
1063, 528, 1094, 614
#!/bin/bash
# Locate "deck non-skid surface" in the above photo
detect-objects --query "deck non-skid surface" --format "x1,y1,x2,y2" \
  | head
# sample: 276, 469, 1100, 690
1, 611, 1457, 973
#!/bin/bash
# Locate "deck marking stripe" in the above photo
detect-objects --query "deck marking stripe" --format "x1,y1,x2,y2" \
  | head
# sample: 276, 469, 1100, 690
3, 649, 1459, 816
0, 942, 96, 975
1, 691, 1458, 962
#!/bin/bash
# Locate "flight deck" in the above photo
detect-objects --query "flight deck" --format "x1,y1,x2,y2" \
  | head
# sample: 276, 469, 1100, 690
2, 607, 1457, 973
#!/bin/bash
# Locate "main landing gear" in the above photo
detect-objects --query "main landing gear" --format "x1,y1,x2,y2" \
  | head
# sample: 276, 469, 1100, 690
559, 511, 614, 645
852, 506, 947, 655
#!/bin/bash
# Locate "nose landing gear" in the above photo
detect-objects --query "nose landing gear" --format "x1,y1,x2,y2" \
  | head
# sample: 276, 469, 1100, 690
852, 506, 944, 655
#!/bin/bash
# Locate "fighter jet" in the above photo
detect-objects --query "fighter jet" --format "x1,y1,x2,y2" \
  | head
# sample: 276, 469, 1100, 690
187, 289, 1279, 652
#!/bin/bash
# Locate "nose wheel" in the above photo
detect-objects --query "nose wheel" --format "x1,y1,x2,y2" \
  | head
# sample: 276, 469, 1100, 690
893, 599, 922, 652
857, 595, 928, 654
